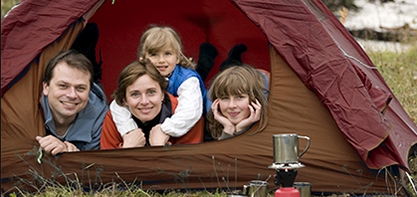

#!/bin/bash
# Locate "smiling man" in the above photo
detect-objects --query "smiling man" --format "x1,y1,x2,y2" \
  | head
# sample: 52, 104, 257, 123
36, 50, 108, 155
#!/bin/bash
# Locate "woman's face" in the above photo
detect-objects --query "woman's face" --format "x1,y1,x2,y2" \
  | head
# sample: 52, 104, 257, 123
125, 74, 164, 122
219, 94, 251, 125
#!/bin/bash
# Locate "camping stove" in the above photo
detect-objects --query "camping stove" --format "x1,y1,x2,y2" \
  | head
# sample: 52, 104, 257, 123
269, 162, 304, 189
269, 134, 310, 197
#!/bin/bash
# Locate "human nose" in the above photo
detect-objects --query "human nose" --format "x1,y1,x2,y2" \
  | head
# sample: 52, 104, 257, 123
139, 94, 149, 105
66, 87, 78, 98
156, 54, 166, 63
227, 98, 237, 108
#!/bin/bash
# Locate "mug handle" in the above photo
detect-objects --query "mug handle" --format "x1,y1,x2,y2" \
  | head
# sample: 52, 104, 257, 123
298, 135, 310, 158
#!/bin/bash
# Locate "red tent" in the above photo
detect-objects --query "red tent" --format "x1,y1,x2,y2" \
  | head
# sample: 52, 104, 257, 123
2, 0, 416, 194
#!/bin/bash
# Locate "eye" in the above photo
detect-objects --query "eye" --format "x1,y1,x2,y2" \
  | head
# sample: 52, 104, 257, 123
148, 90, 156, 95
130, 92, 139, 98
220, 96, 229, 100
165, 51, 172, 56
76, 86, 87, 92
58, 84, 67, 89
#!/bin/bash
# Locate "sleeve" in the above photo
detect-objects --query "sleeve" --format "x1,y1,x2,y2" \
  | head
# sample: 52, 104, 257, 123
81, 97, 109, 151
161, 77, 203, 137
109, 100, 138, 136
100, 111, 124, 149
218, 132, 234, 140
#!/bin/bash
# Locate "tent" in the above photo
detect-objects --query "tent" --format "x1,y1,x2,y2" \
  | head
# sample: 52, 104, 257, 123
2, 0, 417, 194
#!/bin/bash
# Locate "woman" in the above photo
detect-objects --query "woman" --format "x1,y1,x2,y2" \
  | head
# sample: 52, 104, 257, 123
100, 60, 202, 149
206, 64, 269, 140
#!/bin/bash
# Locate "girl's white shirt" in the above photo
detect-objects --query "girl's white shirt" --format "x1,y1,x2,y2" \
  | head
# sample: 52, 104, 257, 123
110, 77, 203, 137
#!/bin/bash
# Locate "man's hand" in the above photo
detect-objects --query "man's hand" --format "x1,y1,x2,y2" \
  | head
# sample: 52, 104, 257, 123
122, 128, 146, 148
149, 124, 170, 146
64, 141, 79, 152
36, 135, 70, 155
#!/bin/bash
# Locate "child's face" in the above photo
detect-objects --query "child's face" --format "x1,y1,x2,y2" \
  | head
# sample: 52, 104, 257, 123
218, 94, 251, 125
124, 74, 164, 122
146, 47, 180, 77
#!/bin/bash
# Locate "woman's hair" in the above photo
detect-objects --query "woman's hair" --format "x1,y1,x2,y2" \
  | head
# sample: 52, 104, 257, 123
206, 64, 269, 139
137, 25, 196, 69
111, 59, 168, 106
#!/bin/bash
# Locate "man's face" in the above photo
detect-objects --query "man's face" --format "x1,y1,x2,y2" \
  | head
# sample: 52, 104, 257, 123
43, 62, 91, 123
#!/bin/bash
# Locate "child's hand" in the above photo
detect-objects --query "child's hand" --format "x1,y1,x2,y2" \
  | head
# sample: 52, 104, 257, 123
212, 99, 235, 134
122, 128, 146, 148
236, 99, 262, 132
149, 124, 170, 146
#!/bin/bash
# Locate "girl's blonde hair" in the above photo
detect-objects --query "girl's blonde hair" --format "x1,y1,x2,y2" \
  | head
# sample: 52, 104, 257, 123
138, 25, 196, 69
206, 64, 269, 139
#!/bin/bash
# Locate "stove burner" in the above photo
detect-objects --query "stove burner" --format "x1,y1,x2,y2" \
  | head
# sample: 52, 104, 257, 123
268, 162, 305, 170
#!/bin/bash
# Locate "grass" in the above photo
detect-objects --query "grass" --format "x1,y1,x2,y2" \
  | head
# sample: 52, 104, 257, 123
366, 42, 417, 124
2, 1, 416, 197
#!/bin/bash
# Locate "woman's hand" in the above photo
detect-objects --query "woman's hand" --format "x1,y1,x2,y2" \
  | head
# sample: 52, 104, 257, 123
212, 99, 235, 135
122, 128, 146, 148
149, 124, 170, 146
236, 99, 262, 132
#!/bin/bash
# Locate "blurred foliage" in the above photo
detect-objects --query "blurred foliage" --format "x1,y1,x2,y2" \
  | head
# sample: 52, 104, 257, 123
1, 0, 19, 18
322, 0, 359, 12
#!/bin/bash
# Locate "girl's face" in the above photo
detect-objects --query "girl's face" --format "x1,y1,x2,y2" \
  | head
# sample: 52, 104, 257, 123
219, 94, 251, 125
146, 47, 180, 77
125, 74, 164, 122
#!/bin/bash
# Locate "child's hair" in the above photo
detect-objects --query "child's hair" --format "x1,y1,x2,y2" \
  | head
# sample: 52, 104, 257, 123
207, 64, 269, 139
111, 59, 168, 106
137, 25, 196, 69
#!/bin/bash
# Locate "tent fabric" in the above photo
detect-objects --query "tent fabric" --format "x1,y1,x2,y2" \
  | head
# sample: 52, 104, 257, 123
231, 0, 417, 169
2, 0, 417, 194
0, 0, 101, 96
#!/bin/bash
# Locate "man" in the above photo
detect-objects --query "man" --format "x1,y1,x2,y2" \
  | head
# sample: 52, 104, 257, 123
36, 50, 108, 155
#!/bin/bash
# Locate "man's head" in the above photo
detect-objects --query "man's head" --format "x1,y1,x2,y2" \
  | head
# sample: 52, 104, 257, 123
42, 50, 94, 123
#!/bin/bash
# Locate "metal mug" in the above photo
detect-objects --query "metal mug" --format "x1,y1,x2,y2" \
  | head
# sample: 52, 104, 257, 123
243, 180, 268, 197
293, 182, 312, 197
272, 134, 310, 164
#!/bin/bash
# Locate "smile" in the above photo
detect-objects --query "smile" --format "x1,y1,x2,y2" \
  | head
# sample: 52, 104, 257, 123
61, 101, 78, 106
139, 107, 153, 113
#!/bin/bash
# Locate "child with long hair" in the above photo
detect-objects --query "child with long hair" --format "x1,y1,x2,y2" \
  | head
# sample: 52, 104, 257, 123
109, 25, 209, 144
206, 64, 269, 140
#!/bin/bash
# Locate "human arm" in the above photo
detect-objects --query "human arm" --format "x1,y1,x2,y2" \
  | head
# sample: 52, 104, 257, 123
110, 100, 138, 136
161, 77, 203, 137
121, 129, 146, 148
149, 124, 170, 146
100, 111, 124, 149
81, 96, 108, 151
235, 100, 262, 132
36, 135, 79, 155
214, 99, 262, 140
